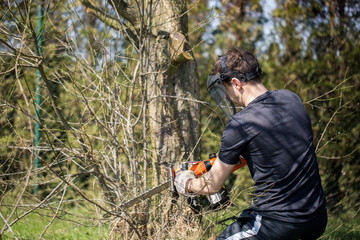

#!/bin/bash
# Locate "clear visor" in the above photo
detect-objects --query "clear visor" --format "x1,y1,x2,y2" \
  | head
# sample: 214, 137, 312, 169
208, 83, 236, 119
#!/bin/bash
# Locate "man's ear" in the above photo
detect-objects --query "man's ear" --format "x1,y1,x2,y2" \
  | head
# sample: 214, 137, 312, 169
231, 78, 242, 90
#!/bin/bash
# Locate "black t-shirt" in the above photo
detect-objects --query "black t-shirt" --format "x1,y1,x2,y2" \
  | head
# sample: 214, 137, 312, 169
219, 90, 326, 223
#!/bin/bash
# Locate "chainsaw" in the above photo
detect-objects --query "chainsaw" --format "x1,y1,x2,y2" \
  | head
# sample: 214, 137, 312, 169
115, 153, 247, 211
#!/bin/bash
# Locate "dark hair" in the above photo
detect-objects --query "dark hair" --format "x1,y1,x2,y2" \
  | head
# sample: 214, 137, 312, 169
210, 47, 261, 82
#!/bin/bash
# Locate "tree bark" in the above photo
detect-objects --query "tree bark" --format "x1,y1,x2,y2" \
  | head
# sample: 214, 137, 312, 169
147, 0, 200, 185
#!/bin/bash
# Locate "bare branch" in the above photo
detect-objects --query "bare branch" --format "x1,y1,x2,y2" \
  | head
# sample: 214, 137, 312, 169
106, 0, 139, 26
0, 211, 18, 240
315, 100, 352, 153
38, 185, 67, 240
79, 0, 139, 43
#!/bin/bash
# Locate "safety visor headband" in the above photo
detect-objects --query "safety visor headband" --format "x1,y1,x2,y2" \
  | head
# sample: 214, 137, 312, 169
220, 55, 262, 82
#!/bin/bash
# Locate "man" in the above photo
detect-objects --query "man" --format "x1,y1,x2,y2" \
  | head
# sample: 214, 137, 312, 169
175, 47, 327, 239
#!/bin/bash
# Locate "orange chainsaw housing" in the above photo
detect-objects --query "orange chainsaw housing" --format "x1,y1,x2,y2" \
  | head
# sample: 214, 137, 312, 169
174, 156, 247, 177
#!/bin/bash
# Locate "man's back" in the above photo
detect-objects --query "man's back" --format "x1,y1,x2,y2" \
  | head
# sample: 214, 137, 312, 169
219, 90, 326, 223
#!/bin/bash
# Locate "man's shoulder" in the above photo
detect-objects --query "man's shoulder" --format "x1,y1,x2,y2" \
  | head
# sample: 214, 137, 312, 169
272, 89, 301, 100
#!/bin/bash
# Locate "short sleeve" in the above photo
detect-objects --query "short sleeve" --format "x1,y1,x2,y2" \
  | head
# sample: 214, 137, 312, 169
218, 119, 249, 165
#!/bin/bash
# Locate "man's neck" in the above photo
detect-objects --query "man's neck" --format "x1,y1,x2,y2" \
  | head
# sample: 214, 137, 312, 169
243, 83, 268, 106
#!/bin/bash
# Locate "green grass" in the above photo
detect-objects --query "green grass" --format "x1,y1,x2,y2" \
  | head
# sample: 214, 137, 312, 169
1, 202, 359, 239
1, 204, 110, 240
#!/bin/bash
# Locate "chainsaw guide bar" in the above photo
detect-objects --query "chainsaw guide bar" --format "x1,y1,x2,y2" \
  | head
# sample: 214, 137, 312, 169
119, 180, 171, 209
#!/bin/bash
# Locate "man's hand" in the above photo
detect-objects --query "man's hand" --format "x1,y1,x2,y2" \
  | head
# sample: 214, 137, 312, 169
174, 170, 197, 197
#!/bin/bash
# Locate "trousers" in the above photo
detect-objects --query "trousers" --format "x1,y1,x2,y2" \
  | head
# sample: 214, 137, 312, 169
216, 209, 327, 240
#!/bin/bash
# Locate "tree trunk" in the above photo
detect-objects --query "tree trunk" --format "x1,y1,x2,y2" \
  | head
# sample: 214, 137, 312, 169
147, 0, 201, 185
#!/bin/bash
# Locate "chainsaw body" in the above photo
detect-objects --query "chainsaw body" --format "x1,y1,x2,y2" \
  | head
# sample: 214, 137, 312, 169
171, 153, 247, 210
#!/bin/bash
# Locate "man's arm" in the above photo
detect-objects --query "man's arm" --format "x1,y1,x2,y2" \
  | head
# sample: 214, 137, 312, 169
186, 157, 235, 195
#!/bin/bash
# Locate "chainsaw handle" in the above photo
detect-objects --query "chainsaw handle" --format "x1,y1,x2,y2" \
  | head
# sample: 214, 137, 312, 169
174, 156, 247, 177
190, 157, 247, 177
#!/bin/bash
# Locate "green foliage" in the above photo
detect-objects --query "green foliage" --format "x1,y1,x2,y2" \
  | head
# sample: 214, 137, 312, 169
1, 0, 360, 238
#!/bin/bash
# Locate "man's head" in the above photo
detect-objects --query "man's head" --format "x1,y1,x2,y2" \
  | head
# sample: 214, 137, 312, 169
207, 48, 263, 118
210, 47, 261, 83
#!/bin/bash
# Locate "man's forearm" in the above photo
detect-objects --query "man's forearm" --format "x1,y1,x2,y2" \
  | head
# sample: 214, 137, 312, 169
183, 157, 235, 195
186, 172, 222, 195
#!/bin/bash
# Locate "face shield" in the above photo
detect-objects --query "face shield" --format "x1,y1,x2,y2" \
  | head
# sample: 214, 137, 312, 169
207, 74, 236, 119
207, 55, 262, 119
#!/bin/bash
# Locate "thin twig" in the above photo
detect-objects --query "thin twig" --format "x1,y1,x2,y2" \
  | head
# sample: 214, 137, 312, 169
38, 184, 68, 240
315, 101, 351, 153
0, 211, 18, 240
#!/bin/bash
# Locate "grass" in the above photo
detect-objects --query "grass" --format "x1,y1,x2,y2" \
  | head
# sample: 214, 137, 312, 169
3, 217, 108, 240
1, 203, 110, 240
1, 199, 359, 239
